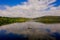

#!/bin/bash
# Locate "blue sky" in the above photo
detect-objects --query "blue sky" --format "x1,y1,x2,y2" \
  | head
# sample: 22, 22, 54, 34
50, 0, 60, 7
0, 0, 28, 6
0, 0, 60, 7
0, 0, 60, 18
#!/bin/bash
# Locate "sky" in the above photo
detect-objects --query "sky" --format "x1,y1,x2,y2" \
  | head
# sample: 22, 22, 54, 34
0, 0, 28, 6
49, 0, 60, 7
0, 0, 60, 18
0, 0, 60, 7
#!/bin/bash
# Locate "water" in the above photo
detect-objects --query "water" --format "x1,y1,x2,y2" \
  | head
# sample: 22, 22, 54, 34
0, 21, 60, 40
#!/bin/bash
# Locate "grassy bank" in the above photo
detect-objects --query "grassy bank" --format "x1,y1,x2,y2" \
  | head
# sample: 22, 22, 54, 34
34, 16, 60, 24
0, 16, 60, 26
0, 16, 30, 26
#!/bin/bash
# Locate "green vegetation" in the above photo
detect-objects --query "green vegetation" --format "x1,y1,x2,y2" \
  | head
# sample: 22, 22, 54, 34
0, 16, 60, 26
34, 16, 60, 24
0, 16, 30, 26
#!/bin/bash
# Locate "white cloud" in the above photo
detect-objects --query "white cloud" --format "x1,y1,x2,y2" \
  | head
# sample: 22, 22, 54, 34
0, 0, 59, 18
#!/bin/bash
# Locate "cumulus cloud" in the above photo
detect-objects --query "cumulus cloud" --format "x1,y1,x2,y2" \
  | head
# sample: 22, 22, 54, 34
0, 0, 59, 18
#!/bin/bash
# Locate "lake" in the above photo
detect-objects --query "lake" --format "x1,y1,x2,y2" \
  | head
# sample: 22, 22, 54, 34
0, 21, 60, 40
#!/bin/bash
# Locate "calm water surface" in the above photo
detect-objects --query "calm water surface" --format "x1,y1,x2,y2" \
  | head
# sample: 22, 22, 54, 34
0, 22, 60, 40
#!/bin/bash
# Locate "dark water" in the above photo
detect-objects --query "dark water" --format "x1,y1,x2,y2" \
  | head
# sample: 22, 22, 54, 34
0, 30, 60, 40
0, 30, 28, 40
0, 22, 60, 40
